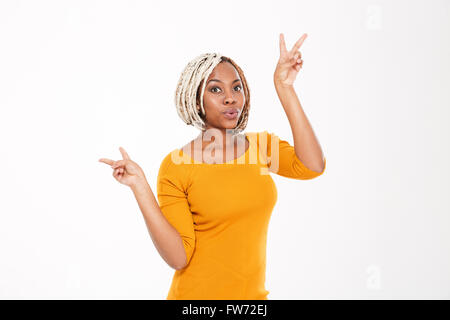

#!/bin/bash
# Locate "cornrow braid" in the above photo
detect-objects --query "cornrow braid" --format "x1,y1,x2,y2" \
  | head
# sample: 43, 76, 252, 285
174, 53, 251, 134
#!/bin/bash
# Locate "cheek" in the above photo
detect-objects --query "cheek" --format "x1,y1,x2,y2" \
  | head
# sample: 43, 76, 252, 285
203, 94, 221, 110
237, 92, 246, 105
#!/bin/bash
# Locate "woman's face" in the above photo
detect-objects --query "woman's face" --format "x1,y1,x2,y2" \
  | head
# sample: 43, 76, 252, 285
197, 61, 246, 131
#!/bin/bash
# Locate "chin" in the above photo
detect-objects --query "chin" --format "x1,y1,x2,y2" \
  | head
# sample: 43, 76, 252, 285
223, 123, 238, 129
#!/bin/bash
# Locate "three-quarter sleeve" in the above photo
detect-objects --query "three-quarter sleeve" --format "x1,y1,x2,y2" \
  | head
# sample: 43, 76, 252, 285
260, 131, 326, 180
156, 153, 196, 266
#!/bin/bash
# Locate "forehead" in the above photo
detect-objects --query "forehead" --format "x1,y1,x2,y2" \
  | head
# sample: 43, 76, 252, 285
207, 62, 240, 81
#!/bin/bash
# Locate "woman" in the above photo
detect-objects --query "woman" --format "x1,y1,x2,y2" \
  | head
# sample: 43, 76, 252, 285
99, 33, 326, 300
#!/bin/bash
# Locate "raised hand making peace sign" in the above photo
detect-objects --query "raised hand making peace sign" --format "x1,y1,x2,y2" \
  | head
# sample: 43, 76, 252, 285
273, 33, 307, 87
98, 147, 147, 188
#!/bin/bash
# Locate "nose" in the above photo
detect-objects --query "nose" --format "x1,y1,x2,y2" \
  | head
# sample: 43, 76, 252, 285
224, 96, 235, 105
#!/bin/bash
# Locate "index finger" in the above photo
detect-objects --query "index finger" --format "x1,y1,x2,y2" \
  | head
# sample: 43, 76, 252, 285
290, 33, 307, 55
279, 33, 288, 56
98, 158, 114, 166
119, 146, 131, 160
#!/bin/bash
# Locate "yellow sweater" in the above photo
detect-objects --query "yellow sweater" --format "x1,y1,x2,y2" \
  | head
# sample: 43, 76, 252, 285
156, 131, 326, 300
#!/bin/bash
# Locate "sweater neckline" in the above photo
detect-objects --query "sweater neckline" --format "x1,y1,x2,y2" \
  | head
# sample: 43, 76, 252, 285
177, 132, 251, 165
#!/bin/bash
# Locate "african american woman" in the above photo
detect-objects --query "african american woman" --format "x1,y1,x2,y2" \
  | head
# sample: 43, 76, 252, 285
99, 33, 326, 300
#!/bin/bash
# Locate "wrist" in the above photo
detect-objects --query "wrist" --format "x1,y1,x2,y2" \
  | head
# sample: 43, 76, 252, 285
131, 177, 149, 193
273, 79, 293, 90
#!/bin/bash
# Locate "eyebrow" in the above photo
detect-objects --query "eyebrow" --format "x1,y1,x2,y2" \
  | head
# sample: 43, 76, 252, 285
207, 79, 241, 85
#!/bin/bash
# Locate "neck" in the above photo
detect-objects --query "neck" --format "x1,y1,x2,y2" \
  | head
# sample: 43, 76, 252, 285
198, 128, 238, 148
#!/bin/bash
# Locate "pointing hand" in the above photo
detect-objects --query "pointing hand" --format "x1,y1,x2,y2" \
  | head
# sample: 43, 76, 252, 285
98, 147, 146, 188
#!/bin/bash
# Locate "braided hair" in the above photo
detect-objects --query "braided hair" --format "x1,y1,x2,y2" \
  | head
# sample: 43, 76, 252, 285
174, 53, 251, 134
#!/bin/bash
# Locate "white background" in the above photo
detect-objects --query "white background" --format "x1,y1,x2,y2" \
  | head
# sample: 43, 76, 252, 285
0, 0, 449, 299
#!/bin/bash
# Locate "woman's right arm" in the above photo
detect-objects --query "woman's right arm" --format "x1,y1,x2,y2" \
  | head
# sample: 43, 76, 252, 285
131, 177, 188, 270
99, 147, 188, 270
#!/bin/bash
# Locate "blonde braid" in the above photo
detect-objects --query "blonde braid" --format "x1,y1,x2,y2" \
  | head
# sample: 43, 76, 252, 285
174, 53, 251, 134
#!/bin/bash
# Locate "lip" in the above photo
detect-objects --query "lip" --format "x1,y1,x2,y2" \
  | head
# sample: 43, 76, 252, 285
223, 108, 239, 120
223, 112, 238, 120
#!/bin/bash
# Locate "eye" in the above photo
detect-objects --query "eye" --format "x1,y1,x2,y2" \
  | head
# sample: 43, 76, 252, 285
210, 85, 242, 93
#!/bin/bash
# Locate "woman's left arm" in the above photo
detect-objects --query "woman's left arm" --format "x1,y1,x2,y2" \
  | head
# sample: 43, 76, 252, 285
273, 33, 325, 173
